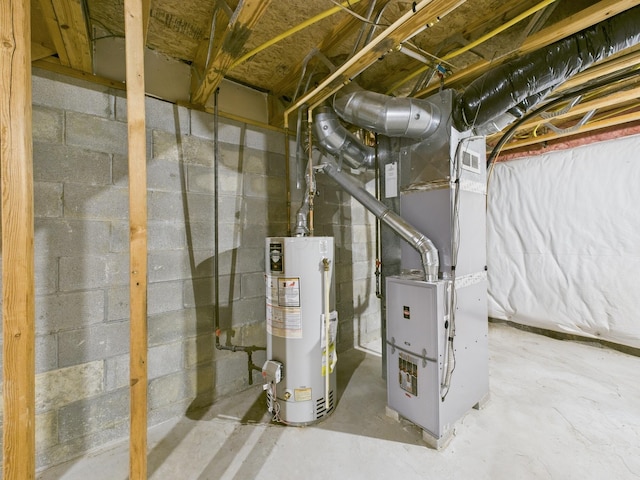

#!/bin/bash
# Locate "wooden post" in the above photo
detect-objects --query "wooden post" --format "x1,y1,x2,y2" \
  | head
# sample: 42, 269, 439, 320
124, 0, 148, 478
0, 0, 36, 479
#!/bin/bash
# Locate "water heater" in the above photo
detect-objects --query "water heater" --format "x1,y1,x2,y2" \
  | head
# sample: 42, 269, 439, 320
263, 236, 337, 425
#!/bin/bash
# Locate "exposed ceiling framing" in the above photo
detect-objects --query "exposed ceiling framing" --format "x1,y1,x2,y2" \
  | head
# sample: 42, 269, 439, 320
28, 0, 640, 156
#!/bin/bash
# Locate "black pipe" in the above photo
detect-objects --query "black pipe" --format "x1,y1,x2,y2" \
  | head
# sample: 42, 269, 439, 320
455, 5, 640, 131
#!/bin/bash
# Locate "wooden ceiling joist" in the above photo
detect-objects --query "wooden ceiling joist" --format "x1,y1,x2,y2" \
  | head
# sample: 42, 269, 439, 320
37, 0, 93, 72
191, 0, 272, 106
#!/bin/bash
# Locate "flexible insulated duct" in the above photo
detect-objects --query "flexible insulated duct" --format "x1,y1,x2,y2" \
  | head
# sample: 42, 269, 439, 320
313, 106, 375, 169
455, 4, 640, 131
321, 161, 439, 281
334, 90, 441, 139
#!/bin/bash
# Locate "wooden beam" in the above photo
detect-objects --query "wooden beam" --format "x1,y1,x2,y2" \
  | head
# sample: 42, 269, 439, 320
498, 105, 640, 151
415, 0, 640, 97
36, 0, 93, 71
47, 0, 93, 72
124, 0, 149, 478
36, 0, 71, 66
190, 1, 239, 99
31, 42, 57, 61
1, 0, 36, 478
191, 0, 273, 106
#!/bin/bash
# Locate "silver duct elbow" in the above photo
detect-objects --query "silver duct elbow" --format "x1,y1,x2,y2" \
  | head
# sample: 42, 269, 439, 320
334, 90, 441, 139
321, 161, 439, 281
313, 107, 375, 170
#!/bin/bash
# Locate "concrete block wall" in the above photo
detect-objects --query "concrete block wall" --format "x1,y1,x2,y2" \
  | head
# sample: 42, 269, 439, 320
0, 69, 380, 472
1, 69, 290, 470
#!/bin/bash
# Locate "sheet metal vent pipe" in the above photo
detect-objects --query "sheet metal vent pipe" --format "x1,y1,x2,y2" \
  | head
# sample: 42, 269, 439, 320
320, 161, 439, 282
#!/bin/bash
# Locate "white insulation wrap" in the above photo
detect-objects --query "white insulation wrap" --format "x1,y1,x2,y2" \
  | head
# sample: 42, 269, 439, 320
487, 134, 640, 349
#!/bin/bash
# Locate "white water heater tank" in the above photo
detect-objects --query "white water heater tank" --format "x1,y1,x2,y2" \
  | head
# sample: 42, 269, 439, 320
264, 236, 337, 425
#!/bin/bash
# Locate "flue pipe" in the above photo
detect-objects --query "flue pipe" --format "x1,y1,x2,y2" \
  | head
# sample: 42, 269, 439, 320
320, 161, 439, 281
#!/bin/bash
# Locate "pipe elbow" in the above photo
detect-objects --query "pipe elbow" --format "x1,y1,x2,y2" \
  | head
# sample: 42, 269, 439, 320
313, 107, 375, 169
334, 91, 441, 139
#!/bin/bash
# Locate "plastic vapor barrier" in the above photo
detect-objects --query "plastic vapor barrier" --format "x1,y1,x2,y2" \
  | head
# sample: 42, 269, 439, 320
487, 134, 640, 349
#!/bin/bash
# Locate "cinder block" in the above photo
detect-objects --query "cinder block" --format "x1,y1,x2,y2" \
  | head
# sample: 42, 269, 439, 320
150, 222, 188, 251
35, 361, 104, 413
148, 341, 183, 379
35, 182, 63, 218
110, 220, 187, 253
58, 321, 130, 367
106, 285, 129, 322
36, 290, 105, 334
152, 130, 215, 166
148, 250, 191, 283
149, 280, 184, 315
148, 308, 193, 346
184, 221, 214, 251
35, 255, 59, 295
241, 148, 269, 175
58, 387, 129, 442
66, 111, 127, 155
235, 247, 266, 275
63, 183, 129, 221
32, 72, 114, 118
34, 143, 111, 185
351, 241, 376, 262
115, 95, 190, 134
35, 218, 111, 257
239, 321, 267, 347
191, 110, 243, 145
243, 173, 286, 198
241, 272, 266, 300
213, 353, 250, 397
243, 197, 287, 226
218, 141, 242, 170
148, 370, 193, 410
352, 224, 375, 244
230, 297, 266, 326
36, 419, 129, 471
217, 194, 242, 221
36, 410, 58, 450
148, 190, 184, 221
216, 221, 242, 252
183, 333, 215, 368
147, 157, 185, 192
266, 152, 287, 177
105, 353, 129, 391
36, 334, 58, 373
59, 253, 129, 291
245, 126, 286, 155
186, 164, 215, 193
33, 106, 63, 144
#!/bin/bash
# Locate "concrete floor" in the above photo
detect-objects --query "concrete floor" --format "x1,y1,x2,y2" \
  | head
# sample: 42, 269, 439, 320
39, 322, 640, 479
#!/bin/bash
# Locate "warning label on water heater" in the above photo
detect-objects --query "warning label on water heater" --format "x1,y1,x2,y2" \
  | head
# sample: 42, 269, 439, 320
278, 278, 300, 307
266, 275, 303, 338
